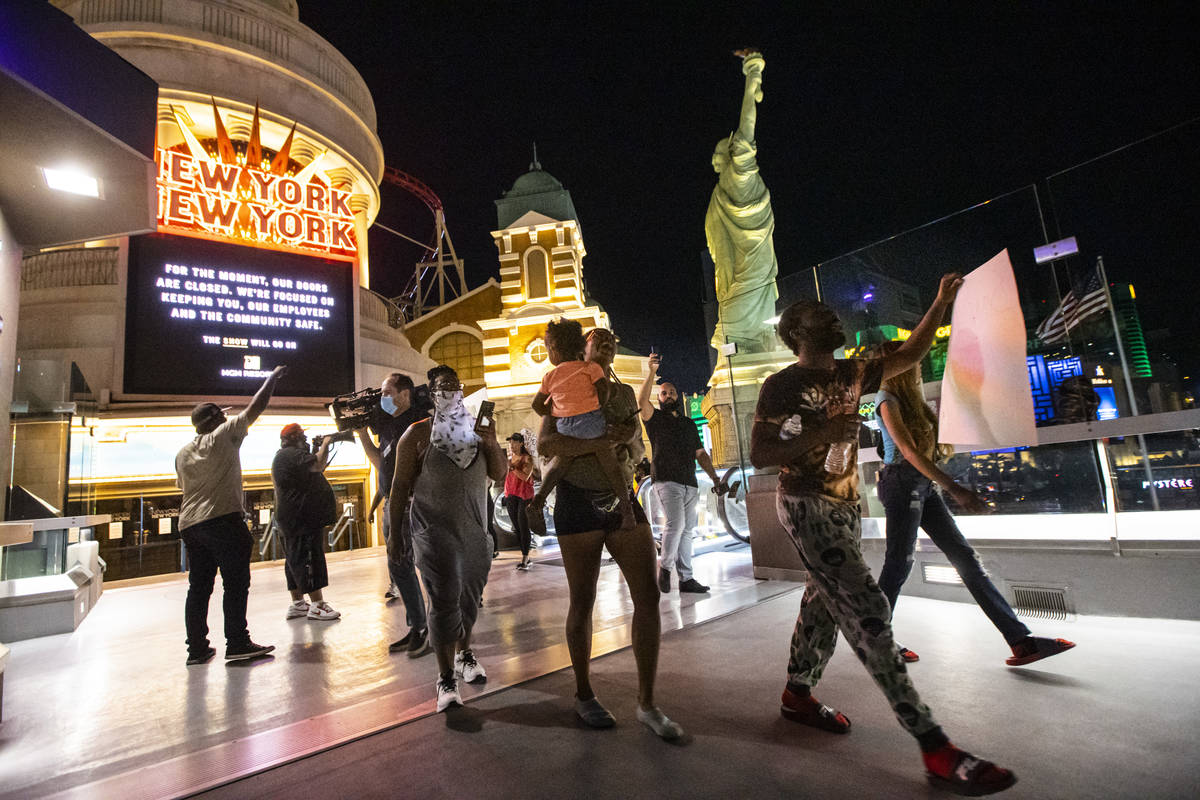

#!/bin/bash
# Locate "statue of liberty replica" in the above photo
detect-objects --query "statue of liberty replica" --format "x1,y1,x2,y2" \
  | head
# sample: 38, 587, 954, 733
707, 49, 779, 355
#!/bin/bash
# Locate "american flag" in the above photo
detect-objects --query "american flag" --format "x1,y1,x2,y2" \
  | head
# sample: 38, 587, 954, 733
1035, 265, 1109, 344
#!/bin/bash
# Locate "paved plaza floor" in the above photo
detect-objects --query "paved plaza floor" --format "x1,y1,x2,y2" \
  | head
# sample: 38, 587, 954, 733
2, 541, 780, 799
3, 542, 1199, 799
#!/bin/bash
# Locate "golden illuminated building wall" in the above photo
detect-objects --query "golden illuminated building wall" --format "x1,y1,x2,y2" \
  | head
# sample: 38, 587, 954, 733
402, 280, 504, 396
479, 210, 646, 438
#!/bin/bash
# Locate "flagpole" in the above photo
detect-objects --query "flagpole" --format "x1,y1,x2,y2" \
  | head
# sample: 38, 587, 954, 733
1097, 255, 1160, 511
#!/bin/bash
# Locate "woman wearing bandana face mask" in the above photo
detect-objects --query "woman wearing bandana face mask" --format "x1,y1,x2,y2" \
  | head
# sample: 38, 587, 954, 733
389, 365, 508, 712
537, 328, 684, 740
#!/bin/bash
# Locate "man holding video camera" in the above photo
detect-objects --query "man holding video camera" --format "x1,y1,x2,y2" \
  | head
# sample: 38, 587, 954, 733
273, 423, 341, 621
357, 372, 431, 656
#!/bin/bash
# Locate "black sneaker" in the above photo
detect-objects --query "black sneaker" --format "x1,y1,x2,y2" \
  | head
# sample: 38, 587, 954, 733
406, 627, 431, 658
678, 578, 710, 594
658, 567, 671, 593
186, 646, 216, 666
388, 629, 414, 653
225, 641, 275, 661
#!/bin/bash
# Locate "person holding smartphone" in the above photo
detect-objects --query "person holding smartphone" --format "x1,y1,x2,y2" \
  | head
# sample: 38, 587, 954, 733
388, 365, 508, 712
503, 432, 536, 569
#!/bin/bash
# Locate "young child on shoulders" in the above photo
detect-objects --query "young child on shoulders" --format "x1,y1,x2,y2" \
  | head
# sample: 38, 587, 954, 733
530, 318, 636, 530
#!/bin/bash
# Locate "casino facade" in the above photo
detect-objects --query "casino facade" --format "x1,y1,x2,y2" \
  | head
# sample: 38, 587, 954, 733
11, 0, 431, 581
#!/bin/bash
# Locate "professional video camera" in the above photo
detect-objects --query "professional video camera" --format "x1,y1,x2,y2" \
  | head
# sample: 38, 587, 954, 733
311, 429, 355, 453
325, 387, 383, 432
325, 383, 435, 434
411, 383, 434, 415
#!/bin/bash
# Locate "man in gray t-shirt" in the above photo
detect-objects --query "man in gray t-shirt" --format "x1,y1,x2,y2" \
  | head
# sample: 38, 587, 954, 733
176, 366, 285, 665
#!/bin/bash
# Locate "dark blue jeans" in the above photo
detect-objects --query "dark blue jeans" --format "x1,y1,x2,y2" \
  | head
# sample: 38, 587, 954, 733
383, 499, 428, 631
876, 462, 1029, 646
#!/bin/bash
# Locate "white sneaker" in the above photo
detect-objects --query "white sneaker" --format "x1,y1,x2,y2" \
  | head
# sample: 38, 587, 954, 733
454, 649, 487, 683
286, 600, 310, 619
436, 676, 461, 712
306, 601, 341, 621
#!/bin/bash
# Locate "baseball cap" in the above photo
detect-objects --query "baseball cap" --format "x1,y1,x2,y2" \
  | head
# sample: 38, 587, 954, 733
190, 403, 230, 429
280, 422, 305, 439
505, 432, 525, 442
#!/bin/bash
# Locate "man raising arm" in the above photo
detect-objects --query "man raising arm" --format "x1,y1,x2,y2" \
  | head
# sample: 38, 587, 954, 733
638, 352, 725, 595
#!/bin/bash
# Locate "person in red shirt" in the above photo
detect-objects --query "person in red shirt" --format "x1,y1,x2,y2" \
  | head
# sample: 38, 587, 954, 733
504, 432, 536, 570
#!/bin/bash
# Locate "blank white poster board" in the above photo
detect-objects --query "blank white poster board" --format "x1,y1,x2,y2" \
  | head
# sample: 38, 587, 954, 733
939, 249, 1037, 449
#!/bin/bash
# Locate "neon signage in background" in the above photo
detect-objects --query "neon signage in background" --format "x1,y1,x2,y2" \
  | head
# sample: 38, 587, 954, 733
1141, 478, 1194, 490
1095, 387, 1119, 420
156, 148, 357, 259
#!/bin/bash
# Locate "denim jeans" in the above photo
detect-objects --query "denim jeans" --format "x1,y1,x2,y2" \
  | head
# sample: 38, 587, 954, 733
653, 481, 698, 579
382, 499, 428, 631
876, 462, 1030, 646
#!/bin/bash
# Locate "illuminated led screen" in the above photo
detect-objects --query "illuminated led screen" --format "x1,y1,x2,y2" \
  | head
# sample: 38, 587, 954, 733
124, 233, 354, 397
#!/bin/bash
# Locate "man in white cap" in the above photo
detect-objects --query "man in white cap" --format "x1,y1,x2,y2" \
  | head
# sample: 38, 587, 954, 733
176, 365, 285, 665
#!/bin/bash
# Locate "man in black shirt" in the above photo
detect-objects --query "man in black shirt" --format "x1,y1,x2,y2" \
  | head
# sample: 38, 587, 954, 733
272, 423, 340, 621
358, 372, 430, 655
638, 354, 724, 594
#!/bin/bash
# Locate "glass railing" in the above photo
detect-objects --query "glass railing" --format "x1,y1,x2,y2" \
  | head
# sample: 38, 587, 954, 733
707, 121, 1200, 537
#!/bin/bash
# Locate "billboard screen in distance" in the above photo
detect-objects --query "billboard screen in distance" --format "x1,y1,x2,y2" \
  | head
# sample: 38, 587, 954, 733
124, 233, 354, 397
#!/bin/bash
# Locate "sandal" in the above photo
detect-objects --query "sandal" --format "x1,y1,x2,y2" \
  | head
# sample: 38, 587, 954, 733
1006, 636, 1075, 667
575, 696, 616, 729
925, 747, 1017, 796
780, 690, 851, 734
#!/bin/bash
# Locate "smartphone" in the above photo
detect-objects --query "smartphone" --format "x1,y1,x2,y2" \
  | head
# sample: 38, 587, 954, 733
475, 400, 495, 431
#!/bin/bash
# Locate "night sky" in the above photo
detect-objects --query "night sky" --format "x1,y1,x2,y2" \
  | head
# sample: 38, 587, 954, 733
298, 1, 1200, 393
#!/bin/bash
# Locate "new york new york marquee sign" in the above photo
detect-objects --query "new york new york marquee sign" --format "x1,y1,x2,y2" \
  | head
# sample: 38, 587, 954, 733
156, 147, 358, 260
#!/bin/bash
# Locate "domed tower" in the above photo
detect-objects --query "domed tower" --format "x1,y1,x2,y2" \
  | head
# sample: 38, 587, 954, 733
478, 154, 646, 438
495, 149, 579, 231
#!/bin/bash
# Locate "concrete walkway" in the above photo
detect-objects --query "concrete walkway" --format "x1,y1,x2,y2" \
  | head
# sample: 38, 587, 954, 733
200, 592, 1200, 800
2, 541, 777, 799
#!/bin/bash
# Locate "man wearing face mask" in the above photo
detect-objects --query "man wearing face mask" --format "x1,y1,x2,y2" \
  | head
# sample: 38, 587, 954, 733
357, 372, 430, 656
637, 354, 725, 595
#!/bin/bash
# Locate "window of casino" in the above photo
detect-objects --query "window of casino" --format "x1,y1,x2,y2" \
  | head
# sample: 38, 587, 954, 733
429, 331, 484, 383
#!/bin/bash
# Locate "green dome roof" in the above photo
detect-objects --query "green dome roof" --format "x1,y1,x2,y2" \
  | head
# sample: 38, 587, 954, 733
506, 168, 564, 197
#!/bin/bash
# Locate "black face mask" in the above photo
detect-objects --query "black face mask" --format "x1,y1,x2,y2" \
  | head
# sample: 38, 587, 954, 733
815, 326, 846, 353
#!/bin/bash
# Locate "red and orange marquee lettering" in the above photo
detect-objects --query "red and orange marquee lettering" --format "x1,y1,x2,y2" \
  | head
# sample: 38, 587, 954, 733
156, 148, 357, 259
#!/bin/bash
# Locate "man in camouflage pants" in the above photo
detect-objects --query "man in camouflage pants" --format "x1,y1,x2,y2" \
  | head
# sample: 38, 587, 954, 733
750, 278, 1017, 797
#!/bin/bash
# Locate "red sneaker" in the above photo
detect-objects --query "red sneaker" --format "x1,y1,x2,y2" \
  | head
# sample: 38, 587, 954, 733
1006, 637, 1075, 667
780, 689, 851, 734
924, 744, 1017, 796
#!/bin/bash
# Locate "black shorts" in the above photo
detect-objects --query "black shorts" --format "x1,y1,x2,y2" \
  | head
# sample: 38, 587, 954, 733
553, 479, 647, 537
281, 523, 329, 593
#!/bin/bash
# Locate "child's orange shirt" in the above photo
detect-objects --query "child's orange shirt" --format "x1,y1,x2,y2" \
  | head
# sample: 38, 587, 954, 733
538, 360, 605, 417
